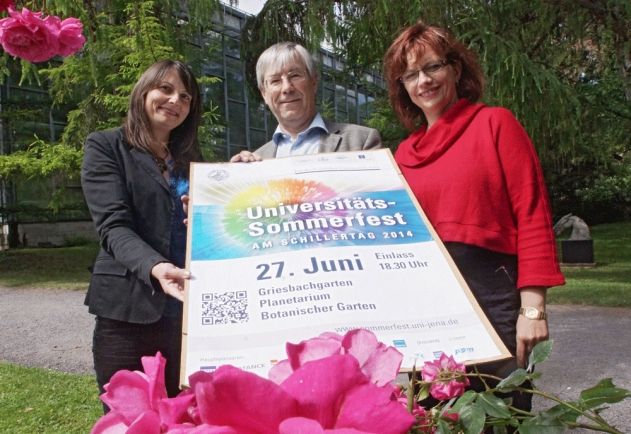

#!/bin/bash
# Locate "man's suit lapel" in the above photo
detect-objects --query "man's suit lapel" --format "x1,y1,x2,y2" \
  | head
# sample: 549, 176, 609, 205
256, 141, 279, 159
130, 148, 170, 192
319, 121, 341, 153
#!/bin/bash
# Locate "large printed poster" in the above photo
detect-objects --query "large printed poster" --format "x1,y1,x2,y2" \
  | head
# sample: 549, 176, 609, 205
181, 149, 509, 385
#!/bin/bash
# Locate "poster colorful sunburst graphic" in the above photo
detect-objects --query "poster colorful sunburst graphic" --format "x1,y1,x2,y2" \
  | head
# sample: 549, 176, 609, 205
223, 178, 347, 245
191, 176, 430, 261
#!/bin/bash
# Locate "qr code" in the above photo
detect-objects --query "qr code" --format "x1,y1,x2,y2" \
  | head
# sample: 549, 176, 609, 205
201, 291, 249, 325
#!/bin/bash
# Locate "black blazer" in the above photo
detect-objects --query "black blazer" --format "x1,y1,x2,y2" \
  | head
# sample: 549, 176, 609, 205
81, 128, 175, 323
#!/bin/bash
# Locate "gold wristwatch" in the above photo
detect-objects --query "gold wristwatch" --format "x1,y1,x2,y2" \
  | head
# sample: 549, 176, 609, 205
519, 306, 547, 320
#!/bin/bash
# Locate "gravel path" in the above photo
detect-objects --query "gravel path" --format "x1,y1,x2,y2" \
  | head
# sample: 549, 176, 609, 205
0, 286, 93, 374
1, 286, 630, 432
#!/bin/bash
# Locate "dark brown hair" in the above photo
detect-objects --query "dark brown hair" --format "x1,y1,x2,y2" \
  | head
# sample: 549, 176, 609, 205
384, 21, 484, 130
124, 60, 202, 174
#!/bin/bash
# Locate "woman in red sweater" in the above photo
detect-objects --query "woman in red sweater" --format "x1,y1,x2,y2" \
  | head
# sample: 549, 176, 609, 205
384, 22, 564, 410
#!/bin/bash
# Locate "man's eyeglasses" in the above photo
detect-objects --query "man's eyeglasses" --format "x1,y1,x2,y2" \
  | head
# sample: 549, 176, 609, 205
399, 60, 449, 84
265, 70, 308, 90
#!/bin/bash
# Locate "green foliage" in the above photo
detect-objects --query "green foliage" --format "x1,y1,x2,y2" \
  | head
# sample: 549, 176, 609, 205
496, 369, 530, 392
528, 339, 553, 367
588, 171, 631, 202
0, 138, 83, 180
477, 392, 512, 419
574, 162, 631, 220
364, 98, 408, 150
579, 379, 631, 409
518, 415, 565, 434
0, 363, 101, 434
458, 401, 486, 434
198, 104, 224, 162
518, 377, 631, 433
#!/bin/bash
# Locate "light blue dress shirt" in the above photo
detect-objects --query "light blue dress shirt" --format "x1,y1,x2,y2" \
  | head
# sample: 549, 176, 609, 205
272, 113, 328, 158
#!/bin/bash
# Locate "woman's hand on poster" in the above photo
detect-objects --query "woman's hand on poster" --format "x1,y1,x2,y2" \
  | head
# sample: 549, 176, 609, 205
181, 194, 190, 226
151, 262, 190, 301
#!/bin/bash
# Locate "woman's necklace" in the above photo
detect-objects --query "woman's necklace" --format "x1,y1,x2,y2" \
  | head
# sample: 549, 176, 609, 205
154, 156, 168, 173
153, 142, 170, 173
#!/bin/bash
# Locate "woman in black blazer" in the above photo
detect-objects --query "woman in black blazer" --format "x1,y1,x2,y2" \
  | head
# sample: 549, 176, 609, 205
81, 60, 202, 402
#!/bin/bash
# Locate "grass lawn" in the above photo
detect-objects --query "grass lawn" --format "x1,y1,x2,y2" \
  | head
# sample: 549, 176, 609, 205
0, 242, 99, 290
548, 221, 631, 307
0, 363, 101, 433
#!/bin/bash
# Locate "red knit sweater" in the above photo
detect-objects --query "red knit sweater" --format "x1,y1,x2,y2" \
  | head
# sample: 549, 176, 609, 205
395, 99, 564, 289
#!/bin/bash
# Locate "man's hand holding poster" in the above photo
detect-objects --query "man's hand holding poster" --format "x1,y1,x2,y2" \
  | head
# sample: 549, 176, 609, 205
181, 149, 509, 385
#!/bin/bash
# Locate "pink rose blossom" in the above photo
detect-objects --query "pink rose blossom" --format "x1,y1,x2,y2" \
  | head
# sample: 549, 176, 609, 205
91, 352, 168, 433
279, 417, 376, 433
420, 354, 470, 401
0, 7, 58, 62
92, 352, 415, 434
270, 329, 403, 386
193, 355, 413, 433
44, 14, 85, 56
193, 364, 299, 432
0, 0, 13, 12
0, 6, 85, 62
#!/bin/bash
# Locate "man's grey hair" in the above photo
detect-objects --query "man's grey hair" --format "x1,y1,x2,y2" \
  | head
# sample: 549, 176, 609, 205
256, 42, 318, 90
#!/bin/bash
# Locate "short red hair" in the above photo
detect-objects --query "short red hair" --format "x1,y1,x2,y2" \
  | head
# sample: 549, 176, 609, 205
384, 22, 484, 130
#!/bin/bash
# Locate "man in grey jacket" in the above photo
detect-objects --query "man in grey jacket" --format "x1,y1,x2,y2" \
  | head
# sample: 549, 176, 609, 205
231, 42, 382, 162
